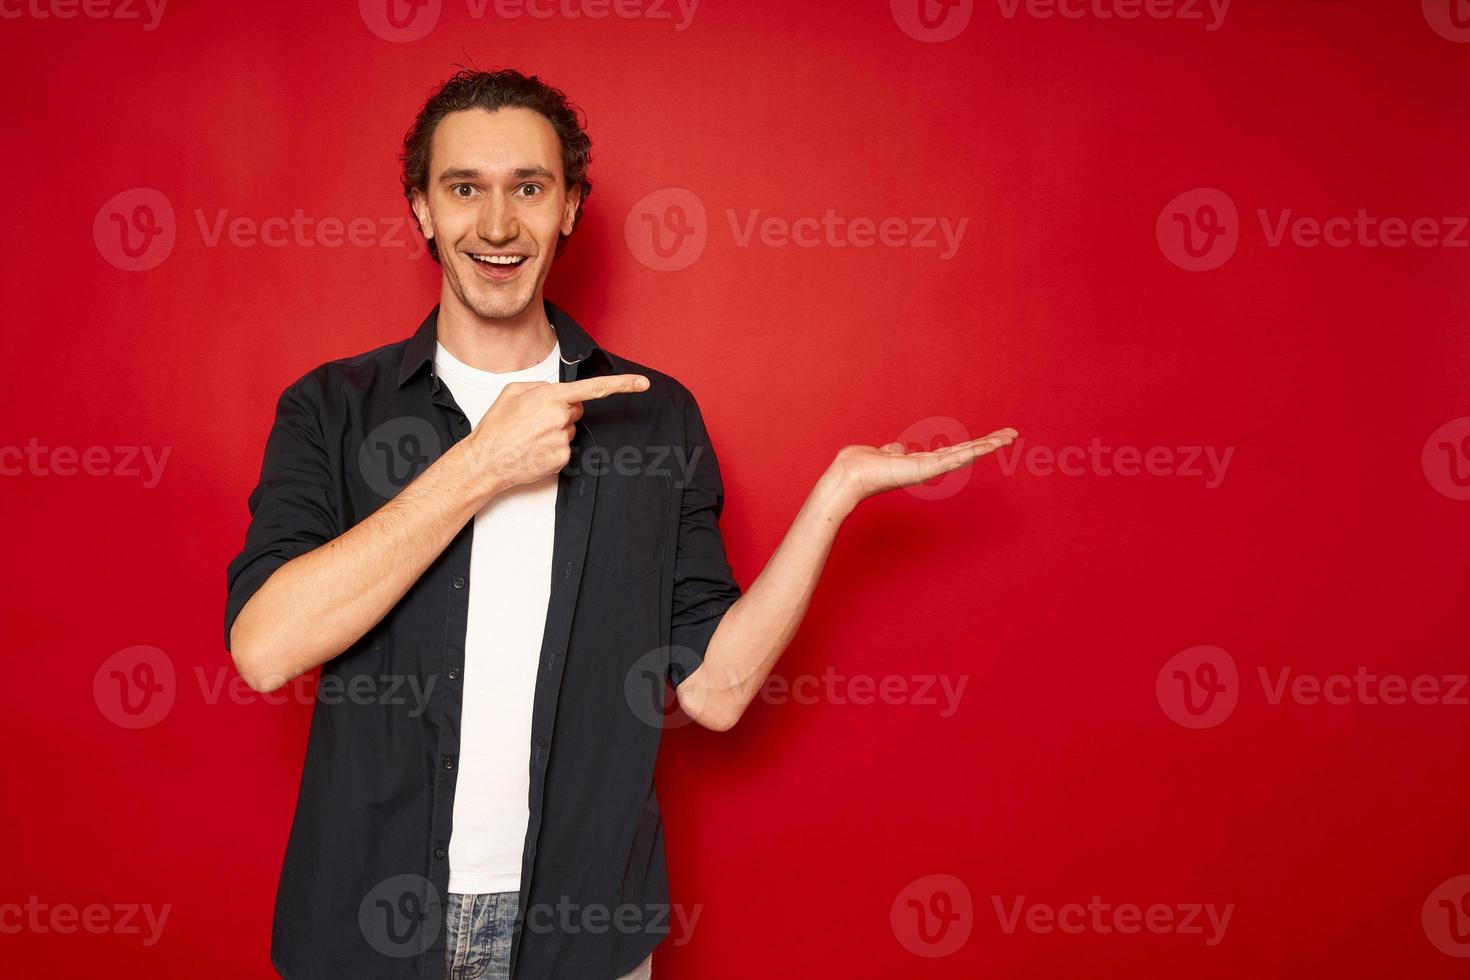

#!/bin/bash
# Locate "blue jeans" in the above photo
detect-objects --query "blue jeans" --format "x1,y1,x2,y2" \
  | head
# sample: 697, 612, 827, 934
442, 891, 653, 979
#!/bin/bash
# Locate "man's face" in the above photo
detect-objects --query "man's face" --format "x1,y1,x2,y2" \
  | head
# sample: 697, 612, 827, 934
411, 107, 580, 321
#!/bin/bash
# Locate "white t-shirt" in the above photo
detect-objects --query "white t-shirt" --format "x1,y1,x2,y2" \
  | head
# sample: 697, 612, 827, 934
435, 335, 561, 895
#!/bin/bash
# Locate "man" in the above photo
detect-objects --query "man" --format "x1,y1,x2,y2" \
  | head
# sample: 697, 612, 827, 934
224, 68, 1015, 980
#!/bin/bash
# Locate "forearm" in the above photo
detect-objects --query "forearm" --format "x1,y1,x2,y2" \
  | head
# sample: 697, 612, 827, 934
687, 467, 856, 728
230, 441, 499, 692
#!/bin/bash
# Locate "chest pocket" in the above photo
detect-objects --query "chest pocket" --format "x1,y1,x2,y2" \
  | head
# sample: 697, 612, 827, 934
587, 475, 668, 583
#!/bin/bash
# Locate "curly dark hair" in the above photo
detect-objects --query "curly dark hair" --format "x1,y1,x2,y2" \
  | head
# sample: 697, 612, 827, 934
400, 68, 593, 263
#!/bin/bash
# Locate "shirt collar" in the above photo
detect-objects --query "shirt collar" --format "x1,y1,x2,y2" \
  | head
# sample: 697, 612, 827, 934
397, 298, 603, 388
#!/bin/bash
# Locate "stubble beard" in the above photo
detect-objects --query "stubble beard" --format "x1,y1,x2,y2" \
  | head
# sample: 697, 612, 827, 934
445, 253, 543, 321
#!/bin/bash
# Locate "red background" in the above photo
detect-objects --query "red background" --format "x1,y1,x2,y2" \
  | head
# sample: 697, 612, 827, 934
3, 0, 1468, 976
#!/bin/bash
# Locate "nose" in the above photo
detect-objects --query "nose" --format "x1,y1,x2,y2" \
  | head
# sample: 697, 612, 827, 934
475, 188, 520, 246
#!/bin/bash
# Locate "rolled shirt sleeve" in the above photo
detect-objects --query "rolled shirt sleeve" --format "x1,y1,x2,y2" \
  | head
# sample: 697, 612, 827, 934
224, 377, 339, 652
667, 389, 742, 688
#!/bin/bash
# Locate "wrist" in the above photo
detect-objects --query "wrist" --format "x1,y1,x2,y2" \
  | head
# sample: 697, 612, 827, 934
448, 439, 509, 512
815, 463, 861, 520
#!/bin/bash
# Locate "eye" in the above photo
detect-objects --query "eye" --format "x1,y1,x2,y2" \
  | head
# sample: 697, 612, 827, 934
451, 184, 476, 199
515, 183, 543, 198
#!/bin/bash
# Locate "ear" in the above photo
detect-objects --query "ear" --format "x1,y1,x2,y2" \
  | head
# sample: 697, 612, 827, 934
410, 187, 434, 243
561, 184, 582, 237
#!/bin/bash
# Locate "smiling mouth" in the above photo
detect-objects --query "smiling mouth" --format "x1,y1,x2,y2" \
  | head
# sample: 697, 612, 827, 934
465, 252, 531, 281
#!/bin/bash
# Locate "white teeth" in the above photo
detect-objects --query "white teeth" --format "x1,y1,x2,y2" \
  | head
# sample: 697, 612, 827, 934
471, 254, 526, 265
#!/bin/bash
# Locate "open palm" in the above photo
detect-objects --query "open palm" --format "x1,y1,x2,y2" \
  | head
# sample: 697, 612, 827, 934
831, 427, 1018, 504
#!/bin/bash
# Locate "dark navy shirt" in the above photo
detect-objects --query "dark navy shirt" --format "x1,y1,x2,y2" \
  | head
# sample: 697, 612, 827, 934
224, 299, 742, 978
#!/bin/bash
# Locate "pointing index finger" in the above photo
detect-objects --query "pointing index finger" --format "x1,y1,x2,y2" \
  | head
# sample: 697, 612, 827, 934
558, 374, 651, 403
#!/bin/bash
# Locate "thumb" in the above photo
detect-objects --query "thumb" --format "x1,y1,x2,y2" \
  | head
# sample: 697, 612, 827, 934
878, 441, 905, 455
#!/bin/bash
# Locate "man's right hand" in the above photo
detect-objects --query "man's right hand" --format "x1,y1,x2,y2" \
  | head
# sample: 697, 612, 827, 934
460, 373, 652, 495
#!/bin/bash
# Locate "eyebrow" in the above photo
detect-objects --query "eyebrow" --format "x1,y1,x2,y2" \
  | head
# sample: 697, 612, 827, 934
436, 166, 557, 182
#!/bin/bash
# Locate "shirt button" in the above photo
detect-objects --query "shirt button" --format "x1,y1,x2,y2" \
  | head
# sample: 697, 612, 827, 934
448, 668, 461, 681
453, 576, 465, 590
435, 847, 447, 860
442, 756, 455, 771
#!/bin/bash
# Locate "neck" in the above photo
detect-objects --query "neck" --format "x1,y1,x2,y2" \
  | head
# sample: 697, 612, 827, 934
435, 287, 557, 373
